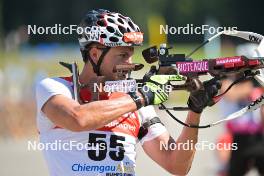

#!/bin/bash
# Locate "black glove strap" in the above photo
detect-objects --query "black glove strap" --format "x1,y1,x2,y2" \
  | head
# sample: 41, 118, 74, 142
138, 86, 154, 106
128, 92, 143, 110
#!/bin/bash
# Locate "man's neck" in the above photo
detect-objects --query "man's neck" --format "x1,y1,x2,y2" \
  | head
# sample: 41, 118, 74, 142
79, 63, 108, 96
79, 63, 108, 101
79, 63, 97, 84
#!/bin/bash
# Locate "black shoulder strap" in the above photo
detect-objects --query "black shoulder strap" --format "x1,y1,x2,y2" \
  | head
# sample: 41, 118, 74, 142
137, 117, 164, 140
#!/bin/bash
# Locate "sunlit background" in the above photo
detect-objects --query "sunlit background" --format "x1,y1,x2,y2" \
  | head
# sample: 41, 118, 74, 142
0, 0, 263, 175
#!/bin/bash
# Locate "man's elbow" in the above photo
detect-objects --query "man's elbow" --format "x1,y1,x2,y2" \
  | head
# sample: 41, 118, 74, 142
167, 162, 191, 175
75, 116, 94, 131
168, 167, 191, 175
69, 117, 94, 132
71, 106, 94, 131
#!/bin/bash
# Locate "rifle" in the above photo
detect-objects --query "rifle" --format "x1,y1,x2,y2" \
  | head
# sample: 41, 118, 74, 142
141, 30, 264, 128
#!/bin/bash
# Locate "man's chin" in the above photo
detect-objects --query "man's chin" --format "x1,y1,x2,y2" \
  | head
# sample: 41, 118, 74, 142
100, 72, 128, 81
108, 74, 128, 81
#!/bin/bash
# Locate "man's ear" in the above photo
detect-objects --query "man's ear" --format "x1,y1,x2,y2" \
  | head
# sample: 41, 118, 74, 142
89, 47, 102, 64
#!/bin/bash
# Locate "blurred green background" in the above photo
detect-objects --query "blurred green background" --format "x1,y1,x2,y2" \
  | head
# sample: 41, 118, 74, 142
0, 0, 263, 175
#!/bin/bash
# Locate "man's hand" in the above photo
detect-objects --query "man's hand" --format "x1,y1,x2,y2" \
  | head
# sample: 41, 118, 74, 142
187, 78, 222, 113
139, 74, 184, 105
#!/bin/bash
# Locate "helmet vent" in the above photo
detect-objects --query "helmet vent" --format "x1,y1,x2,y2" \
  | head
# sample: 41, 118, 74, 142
106, 26, 115, 33
118, 25, 126, 34
97, 20, 106, 26
118, 14, 126, 20
128, 21, 136, 30
107, 18, 115, 23
109, 37, 119, 42
108, 14, 115, 17
100, 33, 107, 38
117, 18, 124, 24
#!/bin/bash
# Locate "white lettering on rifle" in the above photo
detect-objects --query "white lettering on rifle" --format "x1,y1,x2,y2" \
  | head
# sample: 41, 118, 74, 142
216, 57, 241, 65
176, 61, 209, 73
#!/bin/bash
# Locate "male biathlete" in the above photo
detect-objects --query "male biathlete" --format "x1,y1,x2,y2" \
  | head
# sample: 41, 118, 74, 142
36, 9, 221, 176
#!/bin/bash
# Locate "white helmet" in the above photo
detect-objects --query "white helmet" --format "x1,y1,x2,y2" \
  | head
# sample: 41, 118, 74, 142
78, 9, 143, 76
78, 9, 143, 48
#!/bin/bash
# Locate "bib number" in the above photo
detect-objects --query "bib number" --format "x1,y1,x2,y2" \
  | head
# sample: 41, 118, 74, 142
88, 133, 125, 161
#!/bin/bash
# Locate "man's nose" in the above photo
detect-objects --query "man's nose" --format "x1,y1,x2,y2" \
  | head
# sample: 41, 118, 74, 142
123, 57, 132, 64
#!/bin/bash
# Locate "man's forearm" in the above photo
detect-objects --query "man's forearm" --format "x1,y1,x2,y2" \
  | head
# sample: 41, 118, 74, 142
73, 92, 144, 131
170, 111, 200, 173
177, 111, 200, 144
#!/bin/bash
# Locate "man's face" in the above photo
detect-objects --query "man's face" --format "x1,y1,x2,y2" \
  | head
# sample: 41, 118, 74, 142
100, 46, 134, 80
